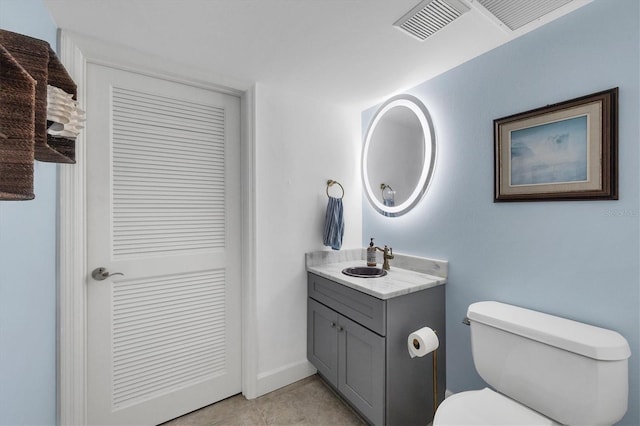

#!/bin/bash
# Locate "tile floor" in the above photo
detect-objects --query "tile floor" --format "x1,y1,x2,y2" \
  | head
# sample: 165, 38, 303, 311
161, 375, 367, 426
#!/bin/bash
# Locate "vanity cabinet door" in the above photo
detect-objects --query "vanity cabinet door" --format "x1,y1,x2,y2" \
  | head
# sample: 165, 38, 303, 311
338, 315, 385, 426
307, 299, 339, 387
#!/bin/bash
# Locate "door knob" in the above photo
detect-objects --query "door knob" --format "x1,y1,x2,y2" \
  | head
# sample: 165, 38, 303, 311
92, 267, 124, 281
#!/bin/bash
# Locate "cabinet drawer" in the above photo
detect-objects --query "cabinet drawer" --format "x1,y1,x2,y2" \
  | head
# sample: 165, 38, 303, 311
308, 272, 386, 336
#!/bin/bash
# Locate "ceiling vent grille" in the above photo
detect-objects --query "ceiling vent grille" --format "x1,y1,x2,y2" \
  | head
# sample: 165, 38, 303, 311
476, 0, 573, 31
394, 0, 470, 41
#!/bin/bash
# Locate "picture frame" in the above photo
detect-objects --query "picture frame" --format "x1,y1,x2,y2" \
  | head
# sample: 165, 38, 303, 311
494, 88, 618, 202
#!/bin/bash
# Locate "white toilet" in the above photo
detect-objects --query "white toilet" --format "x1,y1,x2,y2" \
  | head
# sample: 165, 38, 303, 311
434, 301, 631, 426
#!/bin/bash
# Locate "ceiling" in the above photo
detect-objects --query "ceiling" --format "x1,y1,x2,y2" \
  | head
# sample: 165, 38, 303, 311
43, 0, 591, 109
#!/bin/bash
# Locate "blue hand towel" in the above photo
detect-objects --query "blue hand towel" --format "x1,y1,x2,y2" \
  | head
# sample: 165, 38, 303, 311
323, 196, 344, 250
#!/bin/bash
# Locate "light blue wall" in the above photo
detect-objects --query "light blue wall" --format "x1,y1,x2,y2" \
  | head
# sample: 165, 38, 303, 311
0, 1, 58, 425
363, 1, 639, 425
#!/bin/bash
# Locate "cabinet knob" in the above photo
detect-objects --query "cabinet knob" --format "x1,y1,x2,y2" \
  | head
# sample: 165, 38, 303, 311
337, 325, 344, 332
330, 322, 336, 328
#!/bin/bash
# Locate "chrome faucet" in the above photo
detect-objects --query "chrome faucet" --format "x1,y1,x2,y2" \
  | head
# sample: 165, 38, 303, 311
375, 245, 394, 270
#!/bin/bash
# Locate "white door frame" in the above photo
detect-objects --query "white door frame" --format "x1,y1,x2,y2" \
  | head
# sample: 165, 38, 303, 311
56, 30, 258, 425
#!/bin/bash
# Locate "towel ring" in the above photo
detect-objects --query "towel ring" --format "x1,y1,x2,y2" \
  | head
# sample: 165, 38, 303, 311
380, 183, 393, 198
326, 179, 344, 199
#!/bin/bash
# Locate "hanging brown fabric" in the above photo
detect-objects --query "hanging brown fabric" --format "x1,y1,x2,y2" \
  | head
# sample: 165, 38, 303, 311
0, 43, 36, 200
0, 29, 77, 164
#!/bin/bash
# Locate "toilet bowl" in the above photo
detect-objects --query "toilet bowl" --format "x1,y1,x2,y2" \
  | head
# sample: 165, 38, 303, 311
433, 301, 631, 426
433, 388, 557, 426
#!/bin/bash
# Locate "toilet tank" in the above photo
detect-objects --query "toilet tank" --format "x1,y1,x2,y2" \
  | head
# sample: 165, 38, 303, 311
467, 301, 631, 426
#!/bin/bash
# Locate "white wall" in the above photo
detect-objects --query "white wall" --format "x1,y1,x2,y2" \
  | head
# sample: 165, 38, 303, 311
253, 83, 361, 395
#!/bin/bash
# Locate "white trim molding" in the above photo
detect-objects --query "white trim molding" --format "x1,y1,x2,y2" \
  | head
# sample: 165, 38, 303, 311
240, 85, 259, 399
56, 30, 256, 424
57, 29, 88, 426
255, 360, 317, 397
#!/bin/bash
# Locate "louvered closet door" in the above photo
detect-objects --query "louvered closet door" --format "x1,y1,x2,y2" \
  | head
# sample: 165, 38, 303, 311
85, 63, 241, 426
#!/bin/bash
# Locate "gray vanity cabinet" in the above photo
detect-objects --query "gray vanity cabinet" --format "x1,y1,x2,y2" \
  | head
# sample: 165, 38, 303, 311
308, 298, 385, 425
307, 272, 445, 426
337, 313, 385, 423
308, 298, 339, 384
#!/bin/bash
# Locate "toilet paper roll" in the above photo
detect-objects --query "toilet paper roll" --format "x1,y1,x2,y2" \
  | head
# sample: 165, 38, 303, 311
408, 327, 439, 358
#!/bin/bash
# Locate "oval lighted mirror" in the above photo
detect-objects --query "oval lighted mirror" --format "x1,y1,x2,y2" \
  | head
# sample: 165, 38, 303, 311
362, 94, 436, 217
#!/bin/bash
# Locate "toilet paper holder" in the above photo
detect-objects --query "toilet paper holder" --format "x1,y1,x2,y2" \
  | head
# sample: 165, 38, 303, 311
408, 328, 440, 419
430, 331, 439, 416
412, 338, 421, 349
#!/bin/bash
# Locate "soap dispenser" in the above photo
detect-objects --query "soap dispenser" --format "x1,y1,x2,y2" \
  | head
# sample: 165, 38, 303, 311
367, 238, 377, 267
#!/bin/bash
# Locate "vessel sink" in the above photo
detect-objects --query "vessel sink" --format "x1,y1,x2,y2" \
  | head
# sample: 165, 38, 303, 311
342, 266, 387, 278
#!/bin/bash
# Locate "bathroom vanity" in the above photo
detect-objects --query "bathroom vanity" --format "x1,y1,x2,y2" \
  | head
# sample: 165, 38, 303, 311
306, 249, 447, 425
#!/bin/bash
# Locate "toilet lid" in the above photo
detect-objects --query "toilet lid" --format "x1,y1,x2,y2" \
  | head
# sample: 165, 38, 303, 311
433, 388, 557, 426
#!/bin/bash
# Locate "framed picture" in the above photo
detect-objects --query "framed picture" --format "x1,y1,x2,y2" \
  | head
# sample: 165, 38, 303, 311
494, 88, 618, 202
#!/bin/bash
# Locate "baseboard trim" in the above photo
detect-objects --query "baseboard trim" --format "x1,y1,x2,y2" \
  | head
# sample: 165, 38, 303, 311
254, 360, 317, 398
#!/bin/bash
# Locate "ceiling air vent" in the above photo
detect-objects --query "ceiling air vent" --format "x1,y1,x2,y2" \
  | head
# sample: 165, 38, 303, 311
475, 0, 573, 31
394, 0, 471, 41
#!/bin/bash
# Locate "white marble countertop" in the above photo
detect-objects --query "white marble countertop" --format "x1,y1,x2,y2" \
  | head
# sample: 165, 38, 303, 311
306, 249, 447, 300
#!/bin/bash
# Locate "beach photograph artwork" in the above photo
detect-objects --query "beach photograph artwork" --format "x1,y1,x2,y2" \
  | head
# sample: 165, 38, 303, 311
509, 115, 588, 186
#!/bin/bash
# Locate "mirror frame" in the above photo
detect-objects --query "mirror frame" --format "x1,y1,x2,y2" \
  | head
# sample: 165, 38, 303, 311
362, 94, 436, 217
